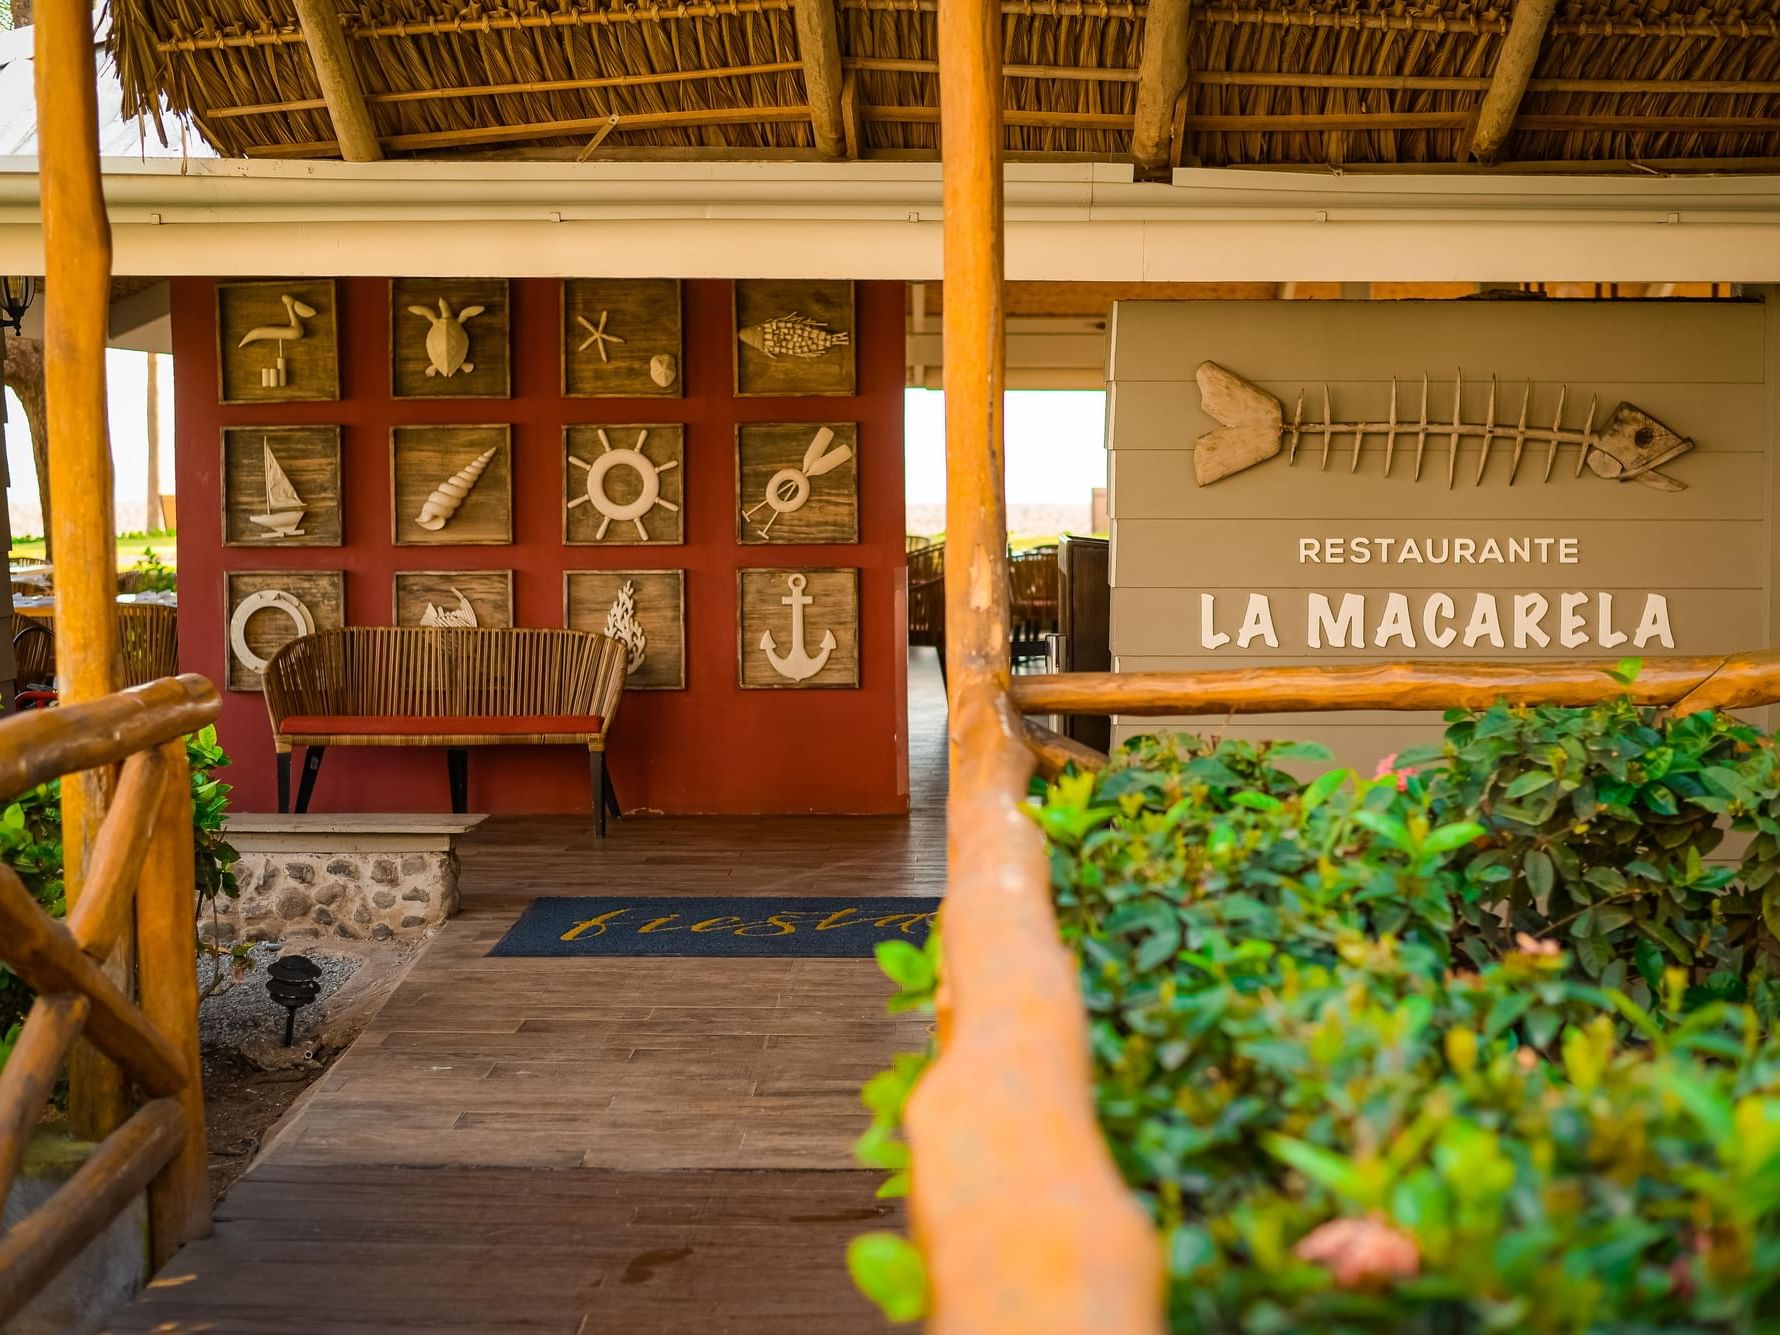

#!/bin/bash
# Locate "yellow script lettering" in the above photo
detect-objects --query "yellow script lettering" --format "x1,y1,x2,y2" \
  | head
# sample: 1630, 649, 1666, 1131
690, 916, 747, 933
872, 913, 938, 935
814, 909, 862, 931
560, 909, 631, 941
736, 911, 809, 937
638, 915, 684, 933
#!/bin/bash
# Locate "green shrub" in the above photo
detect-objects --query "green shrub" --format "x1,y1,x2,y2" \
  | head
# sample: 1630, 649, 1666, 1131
0, 725, 239, 1069
855, 694, 1780, 1331
1413, 682, 1780, 1014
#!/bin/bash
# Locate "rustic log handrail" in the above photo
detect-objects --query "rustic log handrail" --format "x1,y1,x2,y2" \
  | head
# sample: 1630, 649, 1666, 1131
907, 0, 1164, 1329
0, 677, 220, 1326
1008, 650, 1780, 722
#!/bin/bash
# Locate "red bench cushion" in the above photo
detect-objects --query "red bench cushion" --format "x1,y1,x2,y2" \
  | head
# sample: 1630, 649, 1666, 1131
280, 714, 603, 737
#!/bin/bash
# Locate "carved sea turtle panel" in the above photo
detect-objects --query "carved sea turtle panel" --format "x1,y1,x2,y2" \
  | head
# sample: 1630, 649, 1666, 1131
216, 279, 339, 405
221, 425, 343, 548
391, 278, 511, 399
562, 424, 685, 546
223, 569, 345, 692
562, 279, 684, 398
393, 570, 514, 629
564, 569, 686, 690
737, 567, 859, 689
734, 280, 856, 398
391, 425, 513, 546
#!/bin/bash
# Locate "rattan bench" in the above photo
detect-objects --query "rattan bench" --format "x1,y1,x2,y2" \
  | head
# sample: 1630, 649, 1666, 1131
262, 627, 629, 834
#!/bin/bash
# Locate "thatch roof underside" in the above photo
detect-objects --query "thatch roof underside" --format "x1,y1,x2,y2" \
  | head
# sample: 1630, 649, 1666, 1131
107, 1, 1780, 171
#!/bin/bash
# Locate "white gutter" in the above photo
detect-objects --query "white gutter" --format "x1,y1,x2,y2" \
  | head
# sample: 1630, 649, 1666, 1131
0, 157, 1774, 281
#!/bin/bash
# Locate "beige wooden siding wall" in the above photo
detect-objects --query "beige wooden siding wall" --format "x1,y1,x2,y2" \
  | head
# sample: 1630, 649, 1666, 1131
1106, 298, 1777, 771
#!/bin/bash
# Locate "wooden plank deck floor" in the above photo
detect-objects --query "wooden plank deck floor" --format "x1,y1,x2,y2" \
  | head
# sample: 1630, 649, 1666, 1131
104, 650, 949, 1334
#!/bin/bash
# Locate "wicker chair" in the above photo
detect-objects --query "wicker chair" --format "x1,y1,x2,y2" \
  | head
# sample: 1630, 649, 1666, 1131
262, 627, 629, 834
1007, 546, 1060, 668
118, 603, 179, 687
11, 620, 54, 704
907, 541, 946, 682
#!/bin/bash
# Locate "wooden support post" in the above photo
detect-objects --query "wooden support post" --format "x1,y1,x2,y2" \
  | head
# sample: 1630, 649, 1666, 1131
293, 0, 384, 162
792, 0, 848, 158
1467, 0, 1557, 164
1132, 0, 1193, 173
906, 0, 1164, 1329
138, 739, 211, 1266
36, 0, 126, 1141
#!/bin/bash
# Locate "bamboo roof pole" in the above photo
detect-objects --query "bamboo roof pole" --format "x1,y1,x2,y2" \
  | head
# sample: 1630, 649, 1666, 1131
792, 0, 849, 158
902, 0, 1163, 1327
292, 0, 384, 162
35, 0, 126, 1137
1132, 0, 1192, 174
1467, 0, 1558, 164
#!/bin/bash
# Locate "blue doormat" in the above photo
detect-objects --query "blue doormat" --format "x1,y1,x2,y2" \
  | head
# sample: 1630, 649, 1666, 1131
487, 896, 940, 957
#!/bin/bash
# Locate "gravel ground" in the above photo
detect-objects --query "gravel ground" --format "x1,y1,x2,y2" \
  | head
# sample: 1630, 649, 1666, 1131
199, 943, 363, 1053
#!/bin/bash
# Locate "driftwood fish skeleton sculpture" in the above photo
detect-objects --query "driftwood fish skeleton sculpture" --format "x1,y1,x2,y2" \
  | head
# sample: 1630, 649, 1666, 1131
1193, 362, 1695, 492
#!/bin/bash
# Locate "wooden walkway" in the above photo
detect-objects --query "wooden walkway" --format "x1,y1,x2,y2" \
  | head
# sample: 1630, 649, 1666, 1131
104, 651, 948, 1333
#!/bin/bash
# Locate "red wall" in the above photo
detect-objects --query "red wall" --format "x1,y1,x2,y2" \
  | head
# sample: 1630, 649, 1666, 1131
170, 278, 909, 816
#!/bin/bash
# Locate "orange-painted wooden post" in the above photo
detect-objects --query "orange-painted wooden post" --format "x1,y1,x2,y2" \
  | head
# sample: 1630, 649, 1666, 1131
37, 0, 127, 1137
903, 0, 1166, 1328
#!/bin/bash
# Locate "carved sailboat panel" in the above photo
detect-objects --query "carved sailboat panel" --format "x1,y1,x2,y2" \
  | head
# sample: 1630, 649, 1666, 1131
248, 439, 307, 538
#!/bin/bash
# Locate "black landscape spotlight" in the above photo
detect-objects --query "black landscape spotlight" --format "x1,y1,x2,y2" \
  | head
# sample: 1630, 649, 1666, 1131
266, 953, 323, 1047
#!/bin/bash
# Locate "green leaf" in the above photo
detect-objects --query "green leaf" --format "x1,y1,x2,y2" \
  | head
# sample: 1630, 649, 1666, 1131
1300, 768, 1351, 813
1608, 656, 1644, 686
874, 940, 935, 994
1422, 821, 1486, 855
1504, 771, 1556, 799
847, 1233, 927, 1324
1523, 848, 1555, 898
1230, 791, 1284, 813
1268, 741, 1335, 762
1261, 1134, 1372, 1203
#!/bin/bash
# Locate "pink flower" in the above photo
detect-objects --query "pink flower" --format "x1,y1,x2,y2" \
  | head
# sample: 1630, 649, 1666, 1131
1373, 753, 1411, 792
1295, 1215, 1420, 1292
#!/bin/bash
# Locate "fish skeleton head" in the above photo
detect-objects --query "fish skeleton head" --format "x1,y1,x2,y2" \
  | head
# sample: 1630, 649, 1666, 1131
1587, 404, 1693, 489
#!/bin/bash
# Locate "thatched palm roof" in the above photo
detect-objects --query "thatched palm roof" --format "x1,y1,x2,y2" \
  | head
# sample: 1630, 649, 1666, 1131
107, 1, 1780, 172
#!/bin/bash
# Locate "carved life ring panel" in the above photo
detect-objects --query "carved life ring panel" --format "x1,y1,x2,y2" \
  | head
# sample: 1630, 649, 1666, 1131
230, 588, 316, 675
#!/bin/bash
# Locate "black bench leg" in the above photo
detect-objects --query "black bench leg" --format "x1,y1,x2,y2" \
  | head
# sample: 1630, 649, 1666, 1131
446, 748, 469, 814
295, 746, 326, 814
589, 750, 608, 838
603, 769, 623, 823
276, 751, 292, 813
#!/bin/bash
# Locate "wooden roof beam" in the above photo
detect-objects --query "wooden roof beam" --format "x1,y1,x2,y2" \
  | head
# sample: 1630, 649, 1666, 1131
793, 0, 848, 158
1467, 0, 1558, 165
1132, 0, 1192, 174
292, 0, 383, 162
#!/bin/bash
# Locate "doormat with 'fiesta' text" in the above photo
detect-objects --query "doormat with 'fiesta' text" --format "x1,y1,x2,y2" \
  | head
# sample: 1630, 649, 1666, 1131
486, 896, 939, 958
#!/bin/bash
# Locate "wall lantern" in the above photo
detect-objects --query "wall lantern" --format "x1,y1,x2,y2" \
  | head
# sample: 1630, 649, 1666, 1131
266, 953, 323, 1046
0, 276, 35, 334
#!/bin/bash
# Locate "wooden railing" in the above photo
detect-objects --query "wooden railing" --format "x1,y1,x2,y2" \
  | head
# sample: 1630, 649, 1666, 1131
1014, 650, 1780, 775
907, 1, 1163, 1331
0, 674, 221, 1325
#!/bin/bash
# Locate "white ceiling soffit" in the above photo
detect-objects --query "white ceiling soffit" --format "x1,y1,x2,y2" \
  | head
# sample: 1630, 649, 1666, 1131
0, 158, 1774, 281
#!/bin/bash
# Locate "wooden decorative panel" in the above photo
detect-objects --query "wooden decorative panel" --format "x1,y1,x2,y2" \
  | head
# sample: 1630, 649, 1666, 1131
221, 425, 343, 548
562, 424, 685, 546
565, 569, 686, 691
216, 279, 339, 405
734, 280, 856, 397
391, 277, 511, 399
224, 569, 345, 692
393, 570, 515, 628
562, 279, 683, 398
737, 567, 859, 689
736, 422, 859, 544
392, 425, 513, 547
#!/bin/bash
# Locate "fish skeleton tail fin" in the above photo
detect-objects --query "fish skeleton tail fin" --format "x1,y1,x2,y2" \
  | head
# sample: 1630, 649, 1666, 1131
1193, 361, 1284, 486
